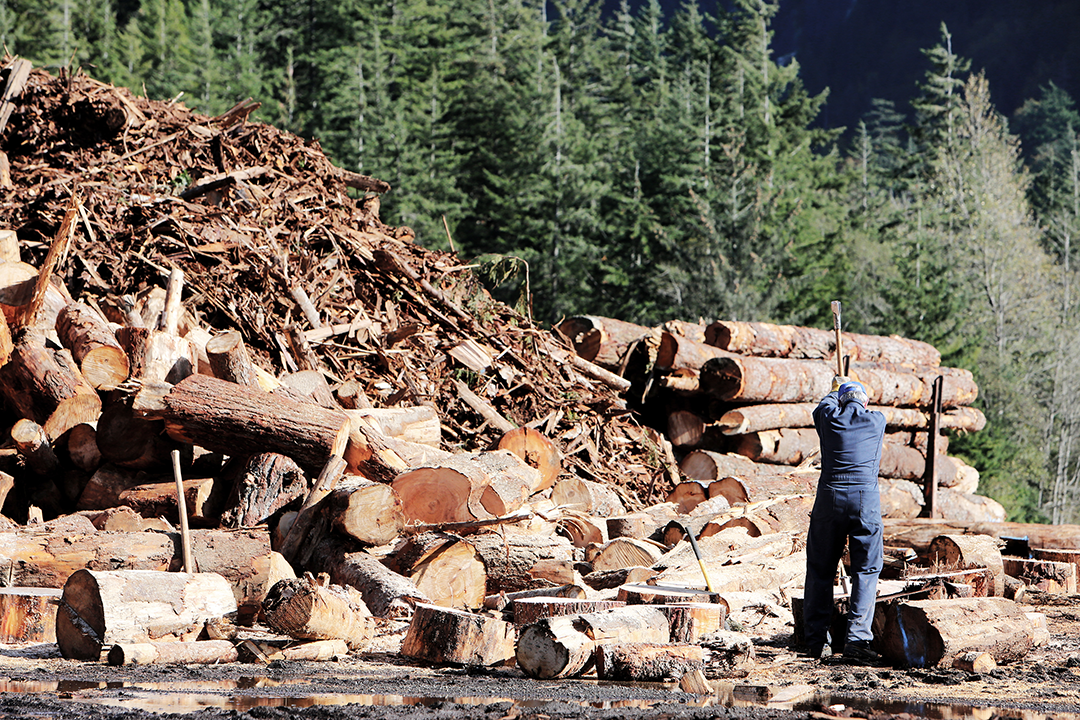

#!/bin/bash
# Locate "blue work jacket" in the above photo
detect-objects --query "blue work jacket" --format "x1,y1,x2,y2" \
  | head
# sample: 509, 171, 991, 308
813, 391, 886, 486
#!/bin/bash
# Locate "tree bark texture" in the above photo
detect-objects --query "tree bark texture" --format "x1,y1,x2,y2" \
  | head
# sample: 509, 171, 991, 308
555, 315, 650, 371
401, 603, 516, 667
262, 574, 374, 649
55, 302, 129, 390
717, 403, 986, 435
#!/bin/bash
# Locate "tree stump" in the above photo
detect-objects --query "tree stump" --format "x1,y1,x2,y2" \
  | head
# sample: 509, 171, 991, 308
928, 534, 1005, 596
401, 603, 515, 666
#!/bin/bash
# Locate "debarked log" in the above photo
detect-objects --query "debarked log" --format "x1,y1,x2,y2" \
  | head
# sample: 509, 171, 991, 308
133, 374, 350, 473
56, 569, 237, 660
877, 597, 1032, 668
401, 603, 516, 666
717, 403, 987, 435
704, 319, 941, 366
699, 355, 977, 408
107, 640, 239, 666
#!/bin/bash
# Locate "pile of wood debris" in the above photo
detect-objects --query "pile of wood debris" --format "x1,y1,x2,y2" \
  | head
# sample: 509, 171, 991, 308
0, 57, 1073, 683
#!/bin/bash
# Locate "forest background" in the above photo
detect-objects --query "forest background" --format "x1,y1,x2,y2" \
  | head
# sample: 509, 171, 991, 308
2, 0, 1079, 525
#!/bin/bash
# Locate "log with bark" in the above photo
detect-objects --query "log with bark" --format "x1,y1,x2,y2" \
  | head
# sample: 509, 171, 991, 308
326, 476, 405, 547
0, 587, 61, 643
133, 374, 351, 473
466, 529, 576, 595
1002, 558, 1077, 595
595, 643, 704, 681
512, 597, 625, 626
305, 534, 430, 619
401, 603, 516, 666
484, 583, 587, 612
220, 452, 308, 529
116, 325, 198, 385
717, 403, 987, 435
882, 519, 1080, 556
55, 569, 237, 660
262, 574, 374, 649
55, 302, 130, 390
549, 477, 626, 517
383, 531, 487, 609
555, 315, 650, 371
117, 475, 230, 528
204, 329, 261, 387
928, 534, 1005, 596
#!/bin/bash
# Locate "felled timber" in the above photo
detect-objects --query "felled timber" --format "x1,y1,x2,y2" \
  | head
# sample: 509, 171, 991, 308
700, 355, 977, 408
555, 315, 650, 371
701, 495, 815, 538
484, 584, 587, 612
95, 400, 177, 470
383, 531, 487, 609
516, 605, 672, 679
717, 403, 987, 435
262, 574, 374, 649
934, 488, 1006, 523
107, 640, 239, 666
877, 597, 1033, 668
467, 529, 575, 594
220, 453, 307, 529
595, 643, 704, 681
582, 566, 658, 591
306, 535, 430, 619
655, 331, 735, 374
343, 420, 409, 482
704, 319, 941, 366
65, 422, 102, 472
55, 569, 237, 660
883, 519, 1080, 555
496, 426, 561, 492
617, 584, 721, 606
10, 418, 60, 476
204, 330, 261, 388
652, 532, 804, 593
656, 603, 728, 643
1002, 558, 1077, 595
1031, 548, 1080, 582
589, 537, 664, 573
879, 479, 925, 519
733, 428, 818, 465
117, 476, 229, 528
513, 597, 624, 626
549, 477, 626, 517
115, 325, 198, 385
677, 451, 817, 504
667, 409, 705, 448
346, 406, 442, 448
0, 587, 61, 643
401, 603, 516, 666
133, 373, 350, 472
929, 534, 1005, 596
0, 261, 72, 330
326, 476, 405, 546
55, 302, 129, 390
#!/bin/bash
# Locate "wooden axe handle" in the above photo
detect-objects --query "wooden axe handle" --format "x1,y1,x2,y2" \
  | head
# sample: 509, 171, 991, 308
831, 301, 843, 376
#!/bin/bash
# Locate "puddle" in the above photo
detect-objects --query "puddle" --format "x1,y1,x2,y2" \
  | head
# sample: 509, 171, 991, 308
795, 696, 1080, 720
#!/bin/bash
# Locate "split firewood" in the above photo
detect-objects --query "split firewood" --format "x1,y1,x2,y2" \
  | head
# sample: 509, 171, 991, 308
595, 642, 704, 681
1, 330, 102, 440
116, 325, 198, 384
347, 405, 442, 448
133, 374, 351, 473
550, 476, 626, 517
0, 262, 72, 330
877, 597, 1033, 667
383, 531, 487, 609
262, 574, 374, 650
107, 640, 240, 666
589, 537, 665, 573
326, 475, 405, 546
466, 529, 575, 595
343, 419, 409, 482
928, 534, 1006, 596
700, 355, 977, 408
392, 450, 537, 524
555, 315, 650, 371
117, 476, 229, 528
55, 302, 129, 390
680, 669, 713, 695
305, 535, 431, 619
220, 453, 307, 529
483, 584, 587, 612
496, 426, 561, 492
557, 509, 607, 547
0, 587, 62, 644
515, 605, 672, 679
1003, 575, 1027, 602
55, 569, 237, 660
581, 566, 658, 591
401, 603, 516, 666
704, 319, 941, 366
717, 402, 987, 435
512, 597, 625, 626
656, 603, 728, 643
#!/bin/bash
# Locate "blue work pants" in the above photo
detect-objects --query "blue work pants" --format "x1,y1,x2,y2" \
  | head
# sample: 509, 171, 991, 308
803, 483, 883, 649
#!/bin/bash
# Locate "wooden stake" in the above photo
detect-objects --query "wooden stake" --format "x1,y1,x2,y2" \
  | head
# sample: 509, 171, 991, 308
922, 375, 945, 518
172, 449, 194, 573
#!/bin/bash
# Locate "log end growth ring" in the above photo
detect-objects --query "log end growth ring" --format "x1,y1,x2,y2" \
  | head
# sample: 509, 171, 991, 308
392, 467, 472, 524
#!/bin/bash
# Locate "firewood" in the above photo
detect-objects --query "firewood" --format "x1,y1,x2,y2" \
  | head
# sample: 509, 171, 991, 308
701, 355, 978, 408
555, 315, 650, 371
1002, 558, 1077, 595
1003, 574, 1027, 602
700, 630, 757, 676
55, 302, 129, 390
717, 402, 987, 435
496, 426, 561, 492
348, 405, 442, 448
95, 399, 179, 470
877, 597, 1033, 667
117, 476, 229, 528
0, 587, 61, 643
278, 369, 338, 408
466, 529, 575, 595
401, 603, 516, 666
263, 574, 374, 650
64, 422, 101, 472
581, 566, 658, 591
392, 450, 536, 524
557, 509, 607, 547
667, 410, 704, 448
220, 452, 307, 529
77, 463, 158, 510
0, 261, 71, 329
704, 319, 941, 366
680, 668, 713, 695
133, 374, 351, 473
383, 531, 487, 609
343, 419, 409, 482
327, 476, 405, 546
204, 329, 260, 387
951, 651, 997, 673
595, 642, 704, 681
306, 535, 431, 619
515, 605, 672, 679
656, 603, 727, 643
116, 325, 198, 384
277, 455, 347, 565
55, 569, 237, 660
483, 584, 587, 612
512, 597, 625, 626
616, 584, 721, 606
550, 477, 626, 517
929, 534, 1006, 596
1, 330, 102, 440
653, 535, 805, 593
107, 640, 239, 666
10, 418, 60, 476
590, 537, 664, 573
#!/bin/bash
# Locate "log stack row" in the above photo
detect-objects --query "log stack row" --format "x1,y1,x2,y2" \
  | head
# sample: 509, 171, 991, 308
556, 315, 1002, 523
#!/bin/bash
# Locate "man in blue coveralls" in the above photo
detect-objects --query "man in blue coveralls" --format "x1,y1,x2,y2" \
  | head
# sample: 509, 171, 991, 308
802, 377, 886, 663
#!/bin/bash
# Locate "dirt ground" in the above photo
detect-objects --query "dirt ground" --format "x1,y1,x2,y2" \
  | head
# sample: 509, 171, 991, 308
1, 598, 1078, 720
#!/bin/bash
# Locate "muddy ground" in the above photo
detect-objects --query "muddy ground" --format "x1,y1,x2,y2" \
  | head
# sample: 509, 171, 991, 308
2, 598, 1079, 720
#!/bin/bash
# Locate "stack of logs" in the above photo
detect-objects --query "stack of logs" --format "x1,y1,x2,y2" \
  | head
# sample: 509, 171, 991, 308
555, 315, 1004, 528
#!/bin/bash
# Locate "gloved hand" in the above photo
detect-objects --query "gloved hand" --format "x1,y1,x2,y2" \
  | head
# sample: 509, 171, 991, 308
831, 375, 850, 392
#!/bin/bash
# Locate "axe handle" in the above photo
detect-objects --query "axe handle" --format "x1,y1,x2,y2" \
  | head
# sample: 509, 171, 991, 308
831, 301, 844, 376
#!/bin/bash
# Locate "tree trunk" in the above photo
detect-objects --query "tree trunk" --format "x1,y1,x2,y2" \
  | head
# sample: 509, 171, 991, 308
496, 426, 561, 492
512, 597, 624, 626
0, 261, 71, 330
392, 451, 536, 524
935, 489, 1006, 523
595, 643, 704, 681
655, 331, 735, 375
401, 603, 516, 667
55, 302, 129, 390
305, 535, 430, 619
65, 422, 102, 472
928, 534, 1005, 596
343, 420, 409, 483
327, 476, 405, 547
581, 566, 658, 591
616, 584, 721, 606
656, 603, 728, 643
133, 374, 350, 473
55, 569, 237, 660
550, 477, 626, 517
10, 418, 60, 476
705, 319, 941, 366
383, 531, 487, 609
717, 403, 987, 435
262, 574, 374, 649
1002, 558, 1077, 594
467, 530, 575, 595
877, 597, 1033, 668
880, 479, 925, 519
555, 315, 650, 371
220, 453, 307, 529
107, 640, 239, 666
883, 519, 1080, 555
667, 410, 705, 448
700, 355, 977, 408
